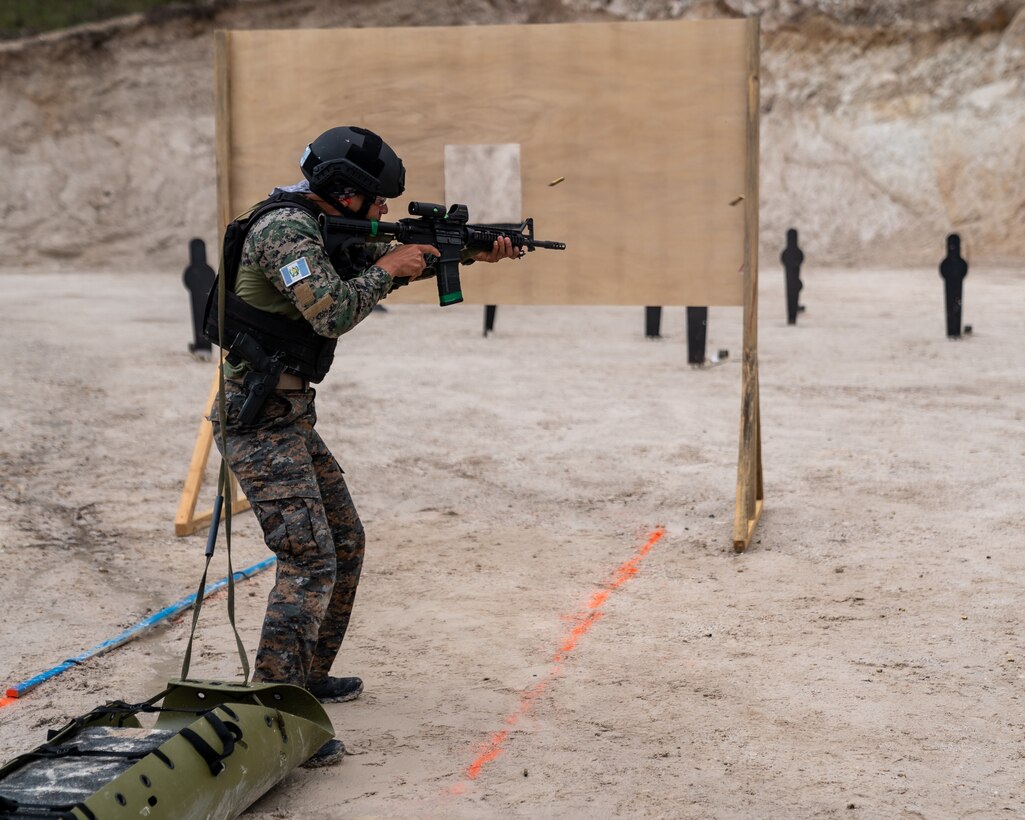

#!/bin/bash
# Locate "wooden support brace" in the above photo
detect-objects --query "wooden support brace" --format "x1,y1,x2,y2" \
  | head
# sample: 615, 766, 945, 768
174, 368, 250, 537
174, 37, 251, 537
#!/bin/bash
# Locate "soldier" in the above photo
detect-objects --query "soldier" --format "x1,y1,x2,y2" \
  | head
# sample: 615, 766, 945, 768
209, 126, 518, 767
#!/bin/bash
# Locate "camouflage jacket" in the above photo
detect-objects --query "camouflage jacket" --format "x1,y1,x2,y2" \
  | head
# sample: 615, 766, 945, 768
233, 204, 394, 339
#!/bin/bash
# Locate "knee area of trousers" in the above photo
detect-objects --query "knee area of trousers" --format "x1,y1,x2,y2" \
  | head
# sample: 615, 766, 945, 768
252, 497, 337, 567
332, 519, 365, 557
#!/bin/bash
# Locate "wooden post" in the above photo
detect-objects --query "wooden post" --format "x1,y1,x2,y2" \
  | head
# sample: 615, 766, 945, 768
174, 372, 218, 535
174, 35, 249, 537
733, 17, 764, 551
214, 30, 233, 234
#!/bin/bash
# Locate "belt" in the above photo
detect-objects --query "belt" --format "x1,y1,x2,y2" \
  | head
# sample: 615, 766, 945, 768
276, 372, 309, 391
227, 372, 309, 391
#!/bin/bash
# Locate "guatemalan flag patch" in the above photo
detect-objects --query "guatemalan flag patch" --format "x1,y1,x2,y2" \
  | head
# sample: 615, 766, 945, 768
280, 257, 313, 287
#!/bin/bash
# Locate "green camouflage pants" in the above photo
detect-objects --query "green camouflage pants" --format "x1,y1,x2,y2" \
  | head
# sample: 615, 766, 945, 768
211, 381, 365, 687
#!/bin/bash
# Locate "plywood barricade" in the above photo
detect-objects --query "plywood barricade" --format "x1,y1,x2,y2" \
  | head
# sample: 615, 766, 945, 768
178, 18, 763, 549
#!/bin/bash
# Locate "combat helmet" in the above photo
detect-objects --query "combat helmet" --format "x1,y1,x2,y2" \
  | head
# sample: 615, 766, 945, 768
300, 126, 405, 216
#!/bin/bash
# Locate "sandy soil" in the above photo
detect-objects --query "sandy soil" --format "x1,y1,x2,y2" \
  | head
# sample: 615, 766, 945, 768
1, 264, 1023, 818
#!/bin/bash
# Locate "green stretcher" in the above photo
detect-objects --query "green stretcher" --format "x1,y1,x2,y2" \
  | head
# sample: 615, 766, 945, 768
0, 679, 335, 819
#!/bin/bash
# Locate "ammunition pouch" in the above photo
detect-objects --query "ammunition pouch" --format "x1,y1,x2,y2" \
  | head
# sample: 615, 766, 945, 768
204, 290, 335, 383
201, 192, 338, 384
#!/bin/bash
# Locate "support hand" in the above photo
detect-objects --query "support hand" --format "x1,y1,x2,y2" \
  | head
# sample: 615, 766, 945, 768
473, 236, 522, 263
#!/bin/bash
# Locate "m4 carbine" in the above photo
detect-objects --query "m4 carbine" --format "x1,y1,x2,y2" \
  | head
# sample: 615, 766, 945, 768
320, 201, 566, 306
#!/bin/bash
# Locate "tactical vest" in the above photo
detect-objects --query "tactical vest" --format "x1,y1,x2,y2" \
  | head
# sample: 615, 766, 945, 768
203, 192, 341, 383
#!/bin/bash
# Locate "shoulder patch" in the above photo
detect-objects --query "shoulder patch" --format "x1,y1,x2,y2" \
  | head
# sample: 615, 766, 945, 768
280, 257, 313, 287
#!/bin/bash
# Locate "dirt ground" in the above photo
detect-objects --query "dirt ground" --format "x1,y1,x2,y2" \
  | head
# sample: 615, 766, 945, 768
0, 264, 1023, 818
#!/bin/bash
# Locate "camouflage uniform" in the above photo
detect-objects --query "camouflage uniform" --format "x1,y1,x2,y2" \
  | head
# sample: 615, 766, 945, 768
211, 203, 393, 687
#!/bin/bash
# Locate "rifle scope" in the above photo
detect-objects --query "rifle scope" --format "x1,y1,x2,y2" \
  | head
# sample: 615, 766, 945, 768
408, 201, 470, 223
408, 201, 447, 217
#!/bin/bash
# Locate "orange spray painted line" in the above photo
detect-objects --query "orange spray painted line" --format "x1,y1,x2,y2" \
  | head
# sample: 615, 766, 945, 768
466, 729, 509, 780
455, 527, 666, 789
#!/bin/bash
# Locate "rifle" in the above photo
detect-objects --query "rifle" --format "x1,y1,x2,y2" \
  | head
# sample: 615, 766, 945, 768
319, 201, 566, 306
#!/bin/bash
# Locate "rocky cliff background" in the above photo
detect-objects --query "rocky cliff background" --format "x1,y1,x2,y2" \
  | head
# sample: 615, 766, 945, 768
2, 0, 1023, 272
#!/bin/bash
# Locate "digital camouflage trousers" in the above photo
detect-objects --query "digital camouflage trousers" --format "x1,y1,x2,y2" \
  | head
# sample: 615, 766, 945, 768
211, 380, 365, 687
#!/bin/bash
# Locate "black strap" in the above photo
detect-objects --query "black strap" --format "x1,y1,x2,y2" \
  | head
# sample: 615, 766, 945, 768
218, 219, 252, 684
178, 539, 212, 682
150, 748, 174, 770
217, 290, 325, 363
20, 745, 150, 763
46, 706, 207, 744
180, 460, 250, 683
178, 712, 244, 776
0, 794, 96, 819
45, 689, 174, 742
223, 193, 323, 291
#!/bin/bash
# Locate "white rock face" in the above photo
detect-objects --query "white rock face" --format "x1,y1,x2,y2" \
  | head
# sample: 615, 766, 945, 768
758, 5, 1025, 264
1, 0, 1022, 270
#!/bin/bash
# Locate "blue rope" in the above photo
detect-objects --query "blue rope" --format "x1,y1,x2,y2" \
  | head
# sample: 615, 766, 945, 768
5, 556, 276, 699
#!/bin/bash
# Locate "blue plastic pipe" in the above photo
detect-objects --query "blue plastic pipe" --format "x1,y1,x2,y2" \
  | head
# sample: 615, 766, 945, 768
4, 556, 276, 699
